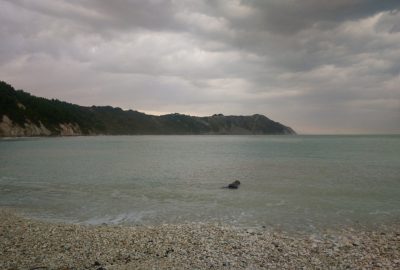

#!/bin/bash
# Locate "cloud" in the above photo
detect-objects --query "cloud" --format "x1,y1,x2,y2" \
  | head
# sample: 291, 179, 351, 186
0, 0, 399, 133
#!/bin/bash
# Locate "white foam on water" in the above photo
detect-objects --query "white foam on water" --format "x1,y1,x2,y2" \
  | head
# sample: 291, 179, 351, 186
368, 210, 393, 216
83, 210, 155, 225
0, 176, 16, 182
110, 190, 131, 199
335, 209, 354, 215
264, 200, 286, 207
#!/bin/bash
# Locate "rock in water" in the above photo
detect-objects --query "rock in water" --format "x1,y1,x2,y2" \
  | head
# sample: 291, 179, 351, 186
228, 180, 241, 189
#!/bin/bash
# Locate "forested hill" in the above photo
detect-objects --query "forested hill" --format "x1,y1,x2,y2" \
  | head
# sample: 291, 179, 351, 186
0, 81, 296, 136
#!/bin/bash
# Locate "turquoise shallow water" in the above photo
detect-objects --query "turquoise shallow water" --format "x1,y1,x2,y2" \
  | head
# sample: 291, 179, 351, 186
0, 135, 399, 231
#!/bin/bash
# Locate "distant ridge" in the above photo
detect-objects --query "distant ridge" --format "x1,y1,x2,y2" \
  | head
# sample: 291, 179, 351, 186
0, 81, 296, 137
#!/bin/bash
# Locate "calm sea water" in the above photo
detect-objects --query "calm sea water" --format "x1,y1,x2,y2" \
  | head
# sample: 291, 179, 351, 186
0, 135, 399, 231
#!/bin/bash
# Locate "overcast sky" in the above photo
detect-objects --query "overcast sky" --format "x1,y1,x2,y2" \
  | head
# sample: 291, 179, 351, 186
1, 0, 399, 134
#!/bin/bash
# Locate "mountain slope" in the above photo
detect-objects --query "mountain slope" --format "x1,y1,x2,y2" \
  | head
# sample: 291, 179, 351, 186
0, 81, 296, 136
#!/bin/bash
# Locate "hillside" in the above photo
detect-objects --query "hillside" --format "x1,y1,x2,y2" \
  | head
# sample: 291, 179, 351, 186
0, 81, 296, 136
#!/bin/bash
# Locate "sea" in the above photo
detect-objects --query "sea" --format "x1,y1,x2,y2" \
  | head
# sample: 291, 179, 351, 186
0, 135, 399, 231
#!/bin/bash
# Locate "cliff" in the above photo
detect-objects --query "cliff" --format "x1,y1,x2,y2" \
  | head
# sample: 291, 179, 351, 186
0, 81, 296, 136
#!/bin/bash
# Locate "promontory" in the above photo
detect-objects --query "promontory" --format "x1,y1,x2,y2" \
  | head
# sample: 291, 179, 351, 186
0, 81, 296, 137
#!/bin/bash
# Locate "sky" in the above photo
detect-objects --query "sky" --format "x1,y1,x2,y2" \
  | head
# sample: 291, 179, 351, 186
0, 0, 399, 134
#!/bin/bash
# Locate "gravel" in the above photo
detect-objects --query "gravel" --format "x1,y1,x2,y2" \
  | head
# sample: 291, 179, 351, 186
1, 209, 399, 269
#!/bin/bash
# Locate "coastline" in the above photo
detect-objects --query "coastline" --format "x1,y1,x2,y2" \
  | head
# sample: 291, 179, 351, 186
1, 208, 399, 269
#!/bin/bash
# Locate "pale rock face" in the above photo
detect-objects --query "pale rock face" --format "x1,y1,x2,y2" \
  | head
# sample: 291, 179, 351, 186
17, 102, 26, 110
0, 115, 25, 136
0, 115, 83, 136
24, 120, 52, 136
59, 123, 82, 136
0, 115, 51, 136
283, 127, 296, 135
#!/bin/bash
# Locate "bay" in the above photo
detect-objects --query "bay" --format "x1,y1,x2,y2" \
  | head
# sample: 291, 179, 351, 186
0, 135, 399, 231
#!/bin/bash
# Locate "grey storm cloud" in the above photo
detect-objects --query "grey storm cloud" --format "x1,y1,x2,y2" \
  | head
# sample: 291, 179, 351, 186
0, 0, 399, 133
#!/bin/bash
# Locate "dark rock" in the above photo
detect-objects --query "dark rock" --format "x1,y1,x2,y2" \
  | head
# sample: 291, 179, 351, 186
227, 180, 241, 189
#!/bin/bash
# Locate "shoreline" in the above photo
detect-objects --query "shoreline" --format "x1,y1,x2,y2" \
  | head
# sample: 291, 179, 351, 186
1, 209, 399, 269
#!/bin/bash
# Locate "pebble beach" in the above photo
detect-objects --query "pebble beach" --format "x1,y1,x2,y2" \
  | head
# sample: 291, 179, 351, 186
1, 209, 399, 269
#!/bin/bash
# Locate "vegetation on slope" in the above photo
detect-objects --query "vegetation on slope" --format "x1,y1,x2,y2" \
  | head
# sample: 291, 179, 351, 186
0, 81, 295, 136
